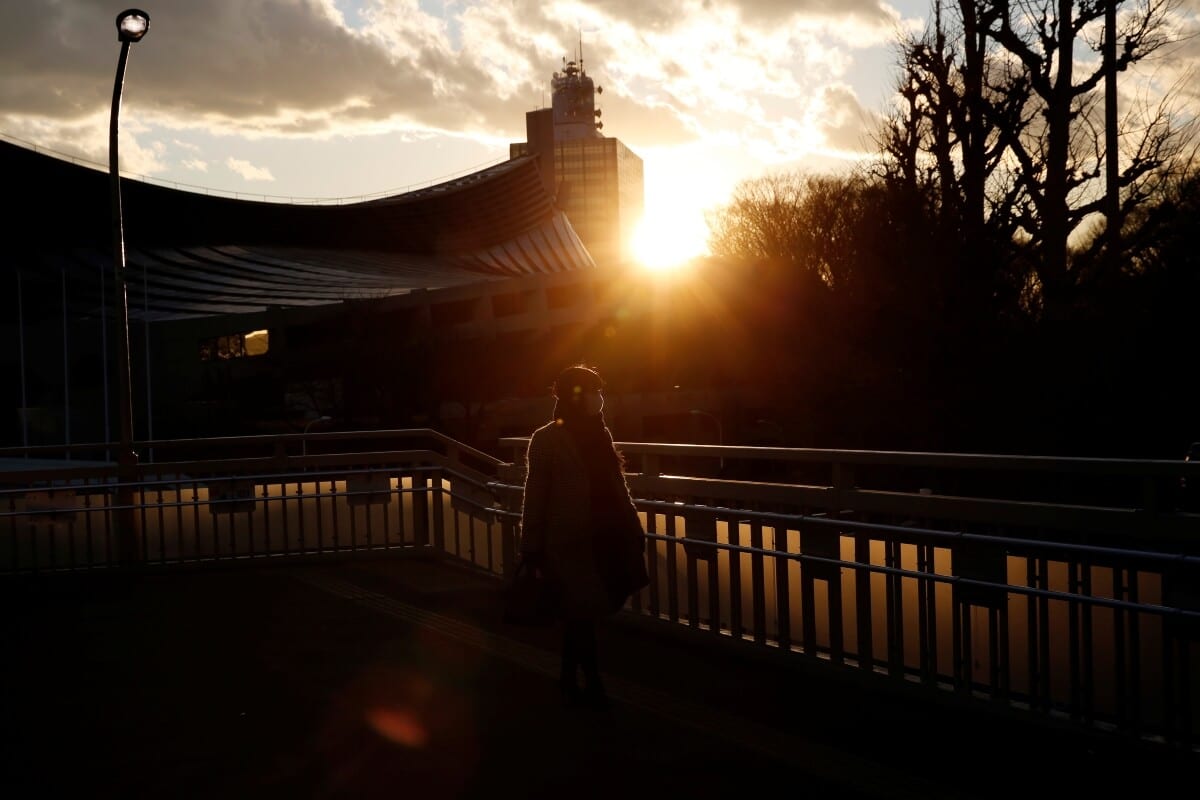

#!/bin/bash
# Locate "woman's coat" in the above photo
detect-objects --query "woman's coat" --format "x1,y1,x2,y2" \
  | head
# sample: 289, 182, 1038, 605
518, 420, 644, 619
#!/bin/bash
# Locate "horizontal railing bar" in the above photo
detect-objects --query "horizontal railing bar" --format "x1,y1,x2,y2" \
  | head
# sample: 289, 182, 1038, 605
623, 474, 1197, 534
440, 489, 504, 515
630, 497, 1200, 568
0, 484, 433, 518
151, 462, 444, 486
2, 471, 500, 525
842, 488, 1198, 539
0, 479, 504, 521
625, 474, 1181, 535
496, 438, 1199, 477
137, 427, 502, 462
492, 487, 1200, 570
133, 450, 443, 476
0, 428, 505, 467
0, 466, 122, 483
125, 544, 427, 568
639, 531, 1200, 622
0, 464, 445, 497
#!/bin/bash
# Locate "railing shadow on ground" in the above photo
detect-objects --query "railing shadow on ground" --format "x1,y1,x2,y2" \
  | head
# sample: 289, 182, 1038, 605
1, 429, 1197, 753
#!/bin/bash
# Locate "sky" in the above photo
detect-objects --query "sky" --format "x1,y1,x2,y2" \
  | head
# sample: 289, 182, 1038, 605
1, 1, 1197, 267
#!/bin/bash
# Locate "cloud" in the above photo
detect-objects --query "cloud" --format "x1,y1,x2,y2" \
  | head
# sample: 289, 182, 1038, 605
558, 6, 868, 151
0, 1, 904, 137
0, 0, 984, 193
595, 93, 697, 146
544, 0, 898, 31
812, 83, 879, 154
226, 156, 275, 182
120, 129, 172, 176
0, 1, 502, 136
735, 0, 898, 30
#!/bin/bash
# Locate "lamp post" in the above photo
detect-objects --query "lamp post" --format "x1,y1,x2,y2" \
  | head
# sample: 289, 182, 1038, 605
302, 416, 332, 457
110, 9, 149, 564
689, 409, 723, 473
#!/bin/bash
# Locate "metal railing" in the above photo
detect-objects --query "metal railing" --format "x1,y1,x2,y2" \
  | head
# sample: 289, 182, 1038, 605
492, 438, 1200, 751
2, 432, 1197, 751
0, 430, 507, 572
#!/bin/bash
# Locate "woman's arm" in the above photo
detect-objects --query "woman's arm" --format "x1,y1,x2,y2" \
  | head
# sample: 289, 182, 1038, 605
519, 429, 551, 555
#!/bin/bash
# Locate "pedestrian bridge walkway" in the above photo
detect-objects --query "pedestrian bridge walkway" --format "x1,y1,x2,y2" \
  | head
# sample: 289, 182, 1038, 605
2, 429, 1198, 798
3, 554, 1192, 800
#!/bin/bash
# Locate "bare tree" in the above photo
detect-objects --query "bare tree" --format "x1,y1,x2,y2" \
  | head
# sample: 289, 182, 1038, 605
704, 172, 864, 293
879, 0, 1192, 318
987, 0, 1182, 315
705, 173, 809, 269
876, 2, 1032, 307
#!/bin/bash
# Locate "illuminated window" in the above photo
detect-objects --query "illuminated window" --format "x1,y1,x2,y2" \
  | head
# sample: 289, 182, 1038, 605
245, 329, 269, 356
199, 329, 269, 361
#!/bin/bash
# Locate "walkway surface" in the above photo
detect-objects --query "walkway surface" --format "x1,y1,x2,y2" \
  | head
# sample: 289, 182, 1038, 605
3, 555, 1195, 799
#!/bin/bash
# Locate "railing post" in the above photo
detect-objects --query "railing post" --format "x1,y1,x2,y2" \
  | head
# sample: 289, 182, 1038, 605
114, 461, 141, 567
431, 470, 446, 551
500, 514, 518, 579
496, 463, 527, 578
413, 472, 430, 547
831, 461, 854, 512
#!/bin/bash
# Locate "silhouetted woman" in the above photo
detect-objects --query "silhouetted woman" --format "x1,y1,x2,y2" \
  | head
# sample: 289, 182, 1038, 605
518, 364, 649, 709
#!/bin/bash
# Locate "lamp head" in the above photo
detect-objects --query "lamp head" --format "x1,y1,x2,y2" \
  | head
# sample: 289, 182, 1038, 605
116, 9, 150, 43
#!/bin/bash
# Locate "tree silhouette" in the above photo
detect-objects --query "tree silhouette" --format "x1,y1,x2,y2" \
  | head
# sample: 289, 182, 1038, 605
879, 0, 1192, 320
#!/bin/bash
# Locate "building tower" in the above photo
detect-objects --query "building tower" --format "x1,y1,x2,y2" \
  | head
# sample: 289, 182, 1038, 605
551, 52, 603, 141
511, 46, 644, 266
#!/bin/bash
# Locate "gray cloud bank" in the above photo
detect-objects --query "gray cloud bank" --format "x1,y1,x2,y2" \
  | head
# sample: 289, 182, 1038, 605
0, 1, 903, 152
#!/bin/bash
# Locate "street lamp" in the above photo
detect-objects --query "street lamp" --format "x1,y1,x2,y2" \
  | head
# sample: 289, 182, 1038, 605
302, 416, 332, 456
110, 9, 149, 564
110, 9, 149, 465
689, 409, 723, 472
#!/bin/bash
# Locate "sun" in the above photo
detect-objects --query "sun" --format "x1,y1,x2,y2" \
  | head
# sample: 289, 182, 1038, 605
629, 146, 732, 272
630, 202, 710, 272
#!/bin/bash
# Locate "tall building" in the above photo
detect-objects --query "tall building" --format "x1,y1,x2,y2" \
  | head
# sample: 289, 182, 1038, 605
511, 52, 644, 266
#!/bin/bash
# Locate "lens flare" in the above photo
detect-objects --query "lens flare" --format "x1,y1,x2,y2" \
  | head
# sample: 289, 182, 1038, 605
366, 706, 430, 748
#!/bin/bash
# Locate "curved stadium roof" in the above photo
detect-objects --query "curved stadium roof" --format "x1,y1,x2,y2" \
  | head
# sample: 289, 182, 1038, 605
3, 137, 594, 321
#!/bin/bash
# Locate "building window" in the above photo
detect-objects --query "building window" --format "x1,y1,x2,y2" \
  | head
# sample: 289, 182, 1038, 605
199, 329, 269, 361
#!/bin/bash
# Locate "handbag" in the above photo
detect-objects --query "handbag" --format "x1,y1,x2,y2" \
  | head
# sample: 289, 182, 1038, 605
502, 559, 559, 626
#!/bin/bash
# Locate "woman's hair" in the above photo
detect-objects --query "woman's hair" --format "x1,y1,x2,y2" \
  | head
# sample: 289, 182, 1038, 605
552, 364, 604, 398
550, 363, 625, 470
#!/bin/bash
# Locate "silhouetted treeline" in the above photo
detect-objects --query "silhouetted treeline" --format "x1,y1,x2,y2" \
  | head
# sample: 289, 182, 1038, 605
702, 165, 1198, 459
